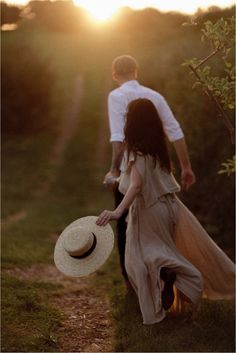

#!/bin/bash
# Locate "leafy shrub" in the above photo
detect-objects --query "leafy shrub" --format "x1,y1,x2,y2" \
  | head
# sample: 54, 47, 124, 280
25, 0, 88, 33
1, 2, 21, 25
1, 42, 55, 134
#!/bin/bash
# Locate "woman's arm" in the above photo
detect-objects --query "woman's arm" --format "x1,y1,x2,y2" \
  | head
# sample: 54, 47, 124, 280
96, 164, 142, 226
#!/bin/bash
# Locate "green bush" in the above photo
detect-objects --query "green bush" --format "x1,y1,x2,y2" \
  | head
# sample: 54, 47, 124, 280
1, 42, 55, 134
1, 2, 21, 25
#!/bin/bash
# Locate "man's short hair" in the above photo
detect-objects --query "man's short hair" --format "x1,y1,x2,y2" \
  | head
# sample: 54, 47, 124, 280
112, 55, 138, 76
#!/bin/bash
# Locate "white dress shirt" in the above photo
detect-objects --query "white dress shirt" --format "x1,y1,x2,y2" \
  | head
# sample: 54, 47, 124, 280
108, 80, 184, 143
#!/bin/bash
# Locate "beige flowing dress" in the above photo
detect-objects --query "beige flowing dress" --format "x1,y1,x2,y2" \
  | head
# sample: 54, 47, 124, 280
119, 153, 235, 325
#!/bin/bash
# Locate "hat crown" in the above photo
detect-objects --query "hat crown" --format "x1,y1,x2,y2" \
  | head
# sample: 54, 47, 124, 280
63, 227, 95, 257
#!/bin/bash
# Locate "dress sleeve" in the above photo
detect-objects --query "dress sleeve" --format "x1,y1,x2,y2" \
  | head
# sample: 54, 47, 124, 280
132, 154, 146, 183
118, 153, 145, 195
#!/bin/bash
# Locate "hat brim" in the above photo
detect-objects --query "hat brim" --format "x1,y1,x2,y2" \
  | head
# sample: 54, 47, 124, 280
54, 216, 114, 277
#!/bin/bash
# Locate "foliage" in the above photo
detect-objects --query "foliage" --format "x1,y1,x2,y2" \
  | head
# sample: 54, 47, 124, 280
24, 0, 88, 32
202, 16, 235, 51
183, 15, 235, 141
218, 156, 236, 176
1, 2, 21, 25
1, 42, 55, 134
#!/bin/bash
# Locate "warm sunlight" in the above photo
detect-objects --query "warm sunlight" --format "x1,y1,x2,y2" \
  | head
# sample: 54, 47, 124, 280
73, 0, 121, 21
72, 0, 235, 22
4, 0, 235, 19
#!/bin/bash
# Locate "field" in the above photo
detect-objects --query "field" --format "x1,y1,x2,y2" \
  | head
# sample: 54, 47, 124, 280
1, 6, 235, 352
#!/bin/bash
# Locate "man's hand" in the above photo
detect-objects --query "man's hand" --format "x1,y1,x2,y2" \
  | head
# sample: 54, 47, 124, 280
173, 138, 196, 191
181, 168, 196, 191
103, 170, 120, 191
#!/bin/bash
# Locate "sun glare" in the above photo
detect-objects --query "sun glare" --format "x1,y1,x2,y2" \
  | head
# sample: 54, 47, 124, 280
5, 0, 235, 20
73, 0, 235, 22
87, 6, 117, 21
73, 0, 121, 21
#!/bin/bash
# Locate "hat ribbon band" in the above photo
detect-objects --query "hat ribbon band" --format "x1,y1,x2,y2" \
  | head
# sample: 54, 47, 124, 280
71, 233, 97, 259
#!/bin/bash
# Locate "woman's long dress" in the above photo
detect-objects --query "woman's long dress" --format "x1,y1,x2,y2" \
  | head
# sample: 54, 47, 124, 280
119, 153, 235, 325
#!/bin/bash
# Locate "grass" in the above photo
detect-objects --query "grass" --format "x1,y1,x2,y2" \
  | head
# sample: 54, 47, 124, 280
1, 133, 57, 219
2, 27, 235, 352
1, 273, 62, 352
94, 252, 235, 352
114, 297, 235, 352
1, 28, 114, 352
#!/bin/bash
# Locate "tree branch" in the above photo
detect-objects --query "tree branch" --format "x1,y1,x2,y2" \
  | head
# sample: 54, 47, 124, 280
194, 47, 221, 69
189, 64, 235, 144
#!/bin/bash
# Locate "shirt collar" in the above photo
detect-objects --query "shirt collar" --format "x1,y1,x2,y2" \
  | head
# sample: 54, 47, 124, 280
120, 80, 139, 88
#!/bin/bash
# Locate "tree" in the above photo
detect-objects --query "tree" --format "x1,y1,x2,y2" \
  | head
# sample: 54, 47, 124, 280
1, 2, 21, 25
2, 43, 55, 134
183, 15, 235, 174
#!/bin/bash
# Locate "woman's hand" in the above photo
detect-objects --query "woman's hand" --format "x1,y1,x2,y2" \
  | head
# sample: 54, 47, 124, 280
96, 210, 121, 226
97, 164, 141, 227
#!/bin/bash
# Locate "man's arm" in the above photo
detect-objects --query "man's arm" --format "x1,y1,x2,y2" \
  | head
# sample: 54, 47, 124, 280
173, 138, 196, 191
156, 95, 196, 190
104, 92, 126, 188
104, 142, 124, 189
110, 141, 124, 175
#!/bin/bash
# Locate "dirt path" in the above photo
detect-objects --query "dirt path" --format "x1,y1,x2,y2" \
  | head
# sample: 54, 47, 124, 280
5, 264, 113, 352
1, 209, 28, 229
3, 76, 115, 352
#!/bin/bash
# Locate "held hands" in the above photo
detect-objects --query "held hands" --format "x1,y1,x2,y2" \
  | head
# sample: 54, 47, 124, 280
103, 171, 120, 191
181, 167, 196, 191
96, 209, 122, 226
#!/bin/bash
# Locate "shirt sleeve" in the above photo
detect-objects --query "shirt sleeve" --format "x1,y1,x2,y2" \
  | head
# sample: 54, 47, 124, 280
108, 91, 127, 142
156, 95, 184, 142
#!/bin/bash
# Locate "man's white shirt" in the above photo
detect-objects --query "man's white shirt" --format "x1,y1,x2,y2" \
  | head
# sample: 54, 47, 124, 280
108, 80, 184, 143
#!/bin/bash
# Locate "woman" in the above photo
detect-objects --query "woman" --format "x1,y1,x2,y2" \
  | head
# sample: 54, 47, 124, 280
96, 98, 235, 325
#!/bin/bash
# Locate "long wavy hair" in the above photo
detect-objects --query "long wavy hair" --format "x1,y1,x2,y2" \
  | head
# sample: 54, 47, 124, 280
124, 98, 172, 172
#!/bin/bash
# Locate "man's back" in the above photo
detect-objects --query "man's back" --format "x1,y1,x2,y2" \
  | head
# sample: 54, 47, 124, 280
108, 80, 183, 143
111, 79, 162, 105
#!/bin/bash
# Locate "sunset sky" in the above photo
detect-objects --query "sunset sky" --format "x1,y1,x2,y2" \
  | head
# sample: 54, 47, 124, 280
4, 0, 235, 21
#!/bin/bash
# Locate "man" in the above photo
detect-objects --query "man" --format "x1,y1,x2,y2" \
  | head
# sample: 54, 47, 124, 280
104, 55, 196, 286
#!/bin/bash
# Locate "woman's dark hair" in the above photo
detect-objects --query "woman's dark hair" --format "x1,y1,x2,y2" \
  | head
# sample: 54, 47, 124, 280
124, 98, 172, 172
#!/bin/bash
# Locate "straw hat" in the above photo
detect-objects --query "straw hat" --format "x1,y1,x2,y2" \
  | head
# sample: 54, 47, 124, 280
54, 216, 114, 277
